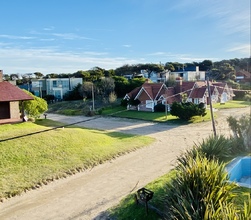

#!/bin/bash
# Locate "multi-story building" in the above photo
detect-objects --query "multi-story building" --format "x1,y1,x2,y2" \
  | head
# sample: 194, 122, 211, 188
31, 78, 82, 100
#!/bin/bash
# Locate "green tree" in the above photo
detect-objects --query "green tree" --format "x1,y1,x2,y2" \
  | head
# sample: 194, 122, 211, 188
64, 84, 82, 100
165, 75, 176, 87
81, 81, 93, 99
97, 77, 115, 99
89, 66, 104, 81
22, 90, 48, 119
199, 59, 213, 71
73, 70, 90, 81
165, 63, 175, 71
34, 72, 44, 79
113, 76, 129, 98
3, 74, 10, 81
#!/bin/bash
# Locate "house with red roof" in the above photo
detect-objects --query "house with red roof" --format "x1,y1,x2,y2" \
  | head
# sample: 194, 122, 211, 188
0, 70, 33, 124
235, 70, 251, 83
124, 78, 233, 112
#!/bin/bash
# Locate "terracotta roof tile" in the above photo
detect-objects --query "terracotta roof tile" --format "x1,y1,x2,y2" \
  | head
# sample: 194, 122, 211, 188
189, 87, 207, 98
0, 81, 34, 102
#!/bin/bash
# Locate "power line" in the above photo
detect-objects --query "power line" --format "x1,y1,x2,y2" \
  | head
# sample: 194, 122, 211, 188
0, 116, 101, 143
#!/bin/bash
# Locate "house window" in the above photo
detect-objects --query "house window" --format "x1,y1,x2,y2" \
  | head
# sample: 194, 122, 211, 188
53, 81, 57, 87
146, 100, 153, 108
62, 80, 69, 89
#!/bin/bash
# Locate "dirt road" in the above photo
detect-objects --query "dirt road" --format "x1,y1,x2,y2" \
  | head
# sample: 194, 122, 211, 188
0, 107, 250, 220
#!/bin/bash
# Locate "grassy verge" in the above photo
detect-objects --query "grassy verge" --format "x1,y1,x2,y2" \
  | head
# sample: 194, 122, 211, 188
0, 120, 154, 200
109, 170, 176, 220
212, 100, 250, 109
102, 107, 212, 124
108, 163, 251, 220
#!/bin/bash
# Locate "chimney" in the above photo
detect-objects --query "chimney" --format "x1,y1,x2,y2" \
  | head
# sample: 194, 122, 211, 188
0, 70, 3, 82
175, 77, 182, 94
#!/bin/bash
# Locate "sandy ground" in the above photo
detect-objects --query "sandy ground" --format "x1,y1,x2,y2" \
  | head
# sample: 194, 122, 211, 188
0, 107, 250, 220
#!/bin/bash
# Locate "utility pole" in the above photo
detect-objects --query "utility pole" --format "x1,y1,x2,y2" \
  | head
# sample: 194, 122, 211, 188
207, 77, 216, 137
92, 83, 95, 111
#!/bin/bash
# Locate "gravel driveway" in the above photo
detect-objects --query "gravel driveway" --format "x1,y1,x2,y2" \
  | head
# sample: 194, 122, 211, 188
0, 107, 249, 220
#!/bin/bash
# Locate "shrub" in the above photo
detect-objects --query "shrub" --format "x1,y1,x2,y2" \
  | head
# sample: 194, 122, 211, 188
170, 101, 206, 121
177, 135, 232, 167
22, 90, 48, 119
154, 103, 166, 112
120, 99, 128, 107
227, 115, 251, 151
163, 155, 238, 220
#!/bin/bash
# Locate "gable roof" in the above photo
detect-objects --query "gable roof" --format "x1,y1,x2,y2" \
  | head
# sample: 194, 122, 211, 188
189, 87, 207, 98
126, 86, 141, 100
135, 83, 165, 100
236, 70, 251, 78
160, 87, 180, 103
0, 81, 34, 102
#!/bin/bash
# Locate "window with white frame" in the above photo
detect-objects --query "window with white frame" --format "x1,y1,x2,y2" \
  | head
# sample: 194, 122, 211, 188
146, 100, 153, 108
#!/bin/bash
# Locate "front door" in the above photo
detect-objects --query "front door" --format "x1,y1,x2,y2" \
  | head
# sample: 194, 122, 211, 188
0, 102, 10, 119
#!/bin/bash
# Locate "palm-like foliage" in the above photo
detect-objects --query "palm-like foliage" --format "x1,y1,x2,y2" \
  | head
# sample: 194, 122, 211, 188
163, 156, 238, 220
177, 135, 232, 167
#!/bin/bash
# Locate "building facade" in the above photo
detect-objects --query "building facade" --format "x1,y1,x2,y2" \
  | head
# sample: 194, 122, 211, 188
31, 78, 82, 100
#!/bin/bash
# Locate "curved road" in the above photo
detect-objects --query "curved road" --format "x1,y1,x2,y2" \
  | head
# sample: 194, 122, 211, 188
0, 107, 250, 220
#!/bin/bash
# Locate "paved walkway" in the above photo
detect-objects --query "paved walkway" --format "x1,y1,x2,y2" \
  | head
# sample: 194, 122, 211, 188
0, 107, 249, 220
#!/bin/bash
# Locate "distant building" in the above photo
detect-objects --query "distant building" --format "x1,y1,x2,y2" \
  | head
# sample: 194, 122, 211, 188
124, 78, 234, 112
170, 66, 206, 81
31, 78, 82, 100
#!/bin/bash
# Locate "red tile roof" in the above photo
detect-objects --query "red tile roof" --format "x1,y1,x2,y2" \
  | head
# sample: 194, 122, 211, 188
0, 81, 34, 102
141, 83, 164, 100
126, 86, 141, 99
162, 87, 180, 103
236, 70, 251, 78
189, 87, 207, 98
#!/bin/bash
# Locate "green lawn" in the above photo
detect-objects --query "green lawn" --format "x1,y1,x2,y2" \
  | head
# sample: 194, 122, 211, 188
212, 100, 250, 109
102, 106, 212, 124
0, 120, 154, 200
101, 100, 250, 123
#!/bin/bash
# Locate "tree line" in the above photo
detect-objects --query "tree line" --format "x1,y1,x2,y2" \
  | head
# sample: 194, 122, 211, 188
3, 57, 250, 101
4, 57, 250, 82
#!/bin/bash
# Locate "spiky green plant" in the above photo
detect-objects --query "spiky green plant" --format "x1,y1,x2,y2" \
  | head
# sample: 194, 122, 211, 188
177, 135, 232, 167
163, 155, 238, 220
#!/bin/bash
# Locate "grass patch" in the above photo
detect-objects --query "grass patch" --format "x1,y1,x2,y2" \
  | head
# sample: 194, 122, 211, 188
103, 108, 212, 124
213, 100, 250, 109
109, 170, 176, 220
0, 120, 154, 199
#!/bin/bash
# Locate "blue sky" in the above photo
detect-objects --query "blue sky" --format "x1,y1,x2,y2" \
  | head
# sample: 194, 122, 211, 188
1, 0, 250, 75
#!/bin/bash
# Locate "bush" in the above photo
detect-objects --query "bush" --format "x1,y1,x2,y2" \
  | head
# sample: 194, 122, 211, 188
177, 135, 232, 169
227, 115, 251, 151
154, 103, 166, 112
120, 99, 128, 107
163, 155, 238, 219
170, 101, 206, 121
22, 90, 48, 119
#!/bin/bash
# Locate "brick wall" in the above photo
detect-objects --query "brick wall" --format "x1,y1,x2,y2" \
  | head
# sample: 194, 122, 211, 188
9, 101, 20, 119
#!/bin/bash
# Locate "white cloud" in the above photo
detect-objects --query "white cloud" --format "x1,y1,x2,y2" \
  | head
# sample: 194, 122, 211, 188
0, 34, 35, 40
122, 44, 132, 48
227, 44, 251, 55
0, 47, 138, 74
147, 51, 217, 62
43, 26, 55, 31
